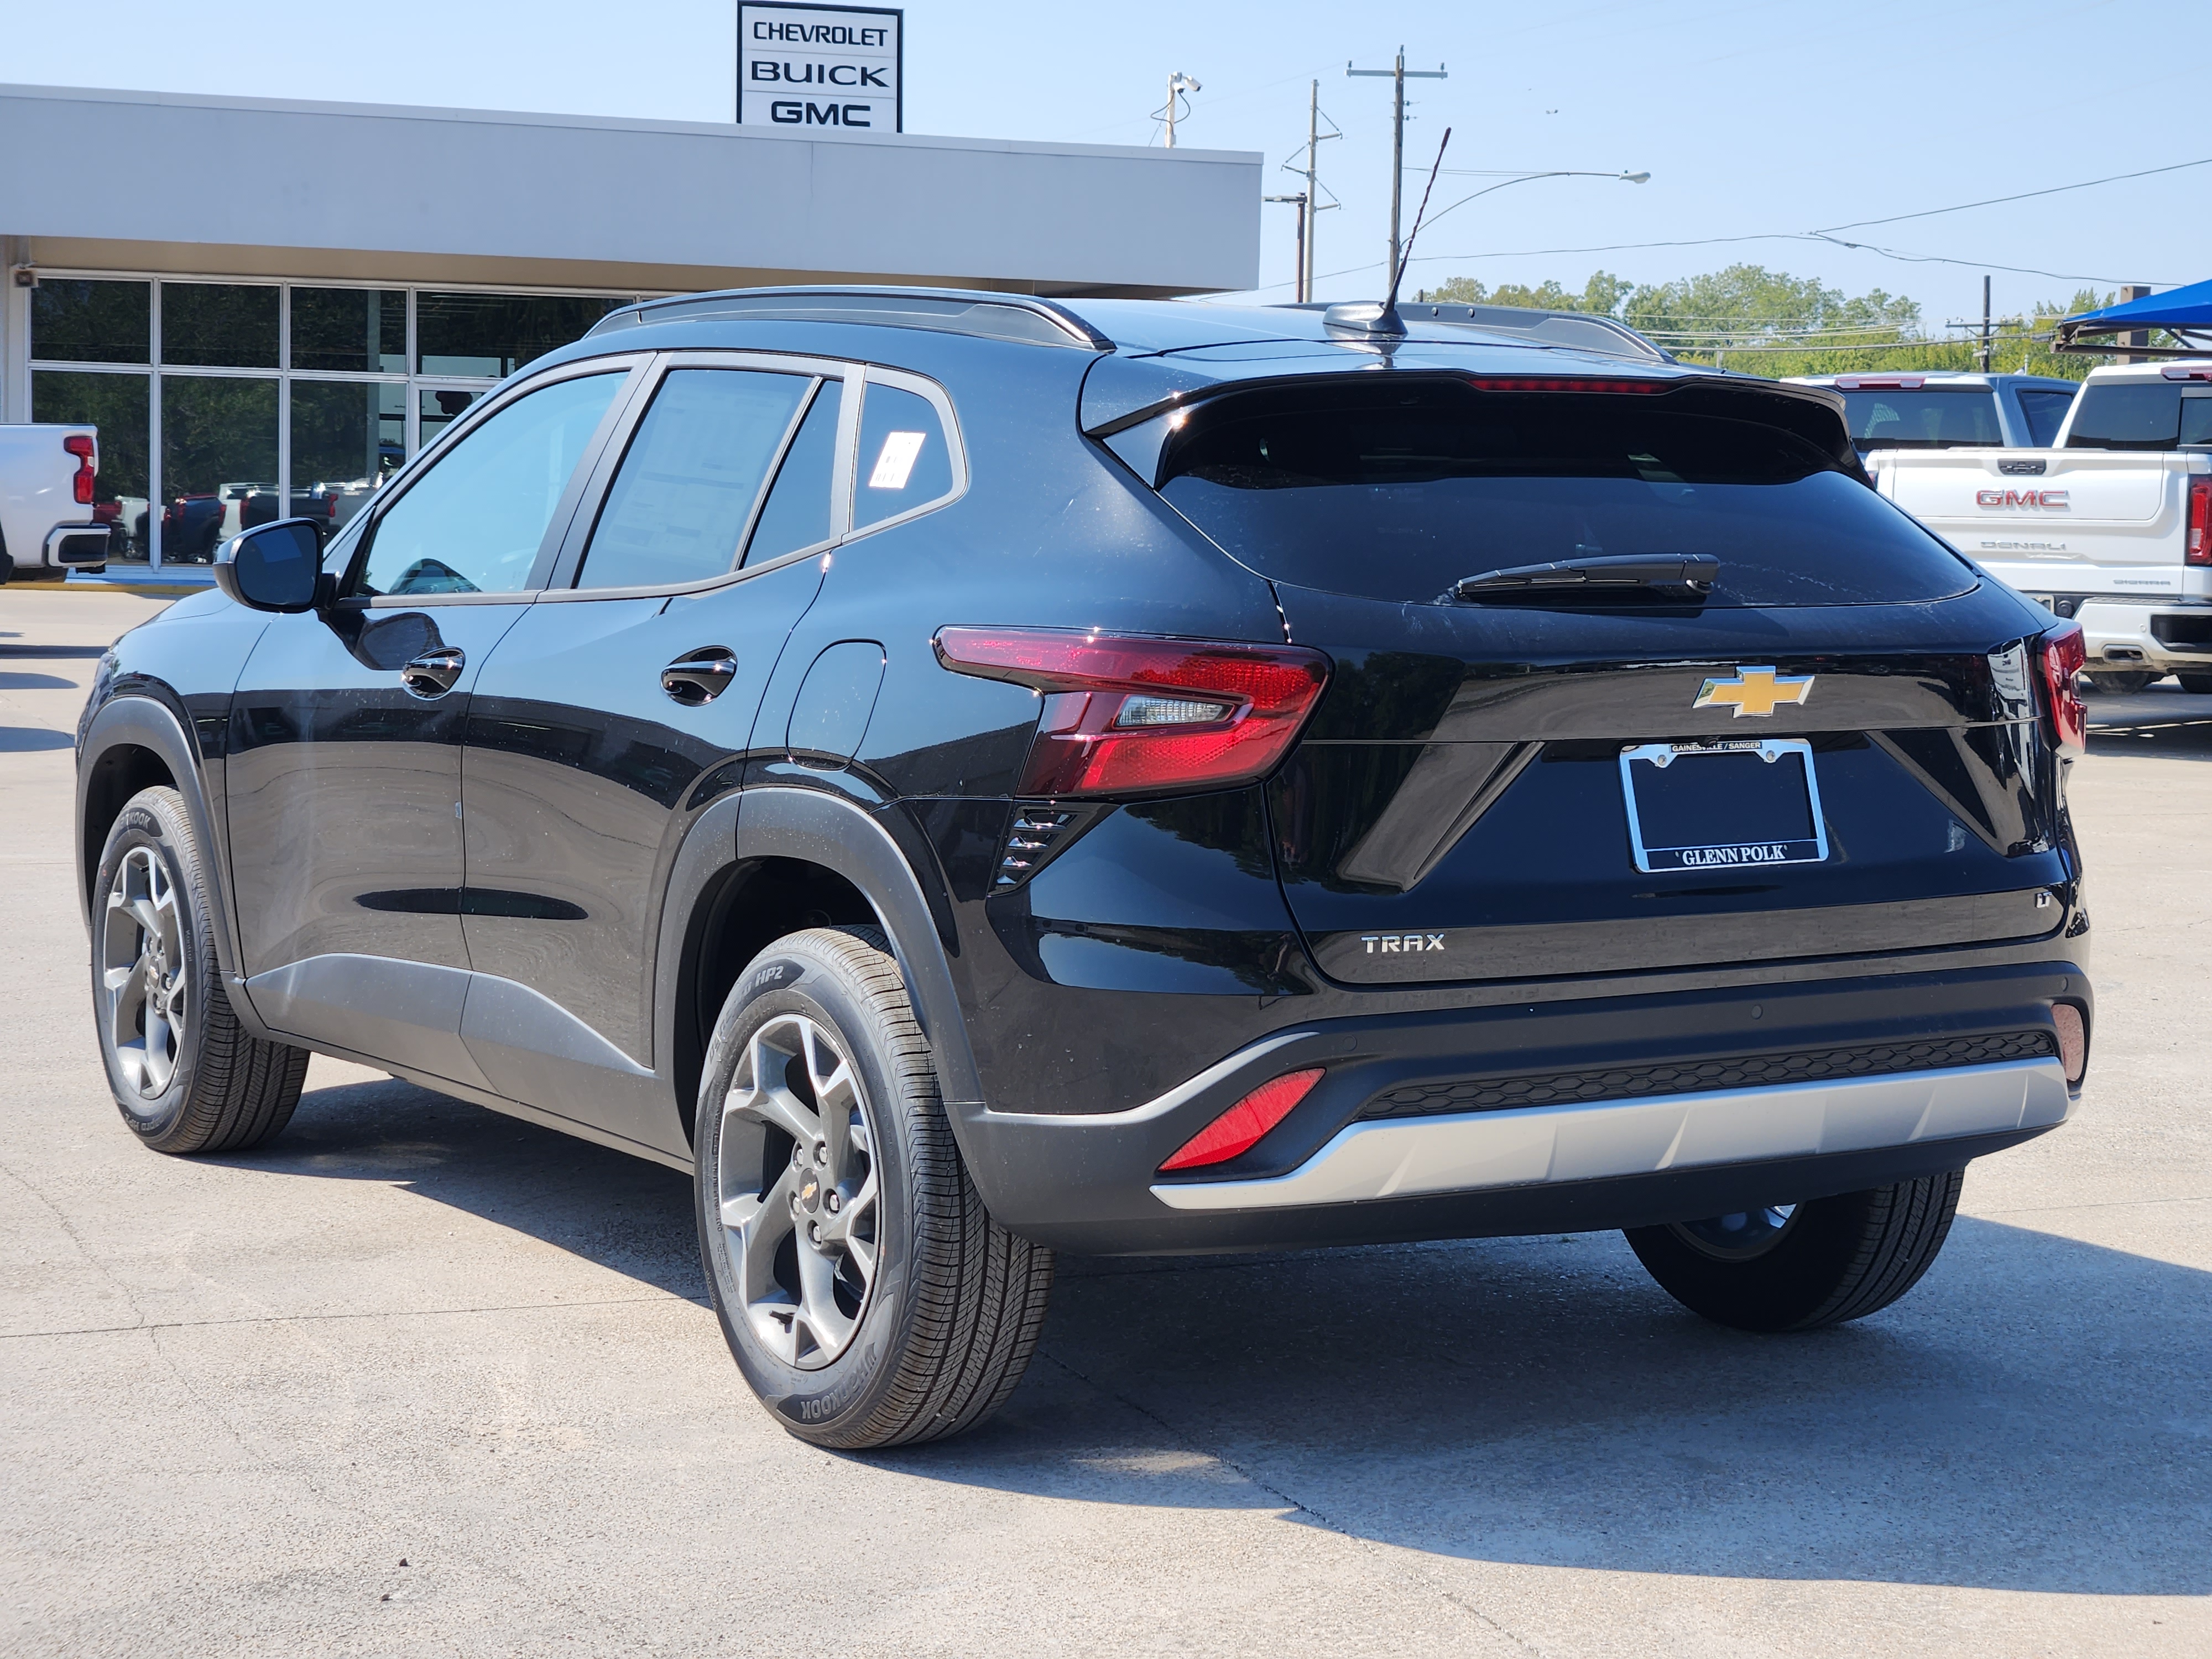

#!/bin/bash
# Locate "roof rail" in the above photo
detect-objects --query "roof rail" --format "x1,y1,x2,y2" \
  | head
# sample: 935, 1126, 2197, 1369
587, 286, 1114, 351
1285, 300, 1671, 363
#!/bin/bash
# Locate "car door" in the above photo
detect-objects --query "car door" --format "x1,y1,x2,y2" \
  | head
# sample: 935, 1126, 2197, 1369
226, 357, 646, 1086
457, 354, 854, 1150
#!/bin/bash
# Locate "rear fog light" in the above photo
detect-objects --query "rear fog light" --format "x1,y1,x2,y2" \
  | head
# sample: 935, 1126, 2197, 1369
2052, 1004, 2086, 1083
1159, 1069, 1326, 1172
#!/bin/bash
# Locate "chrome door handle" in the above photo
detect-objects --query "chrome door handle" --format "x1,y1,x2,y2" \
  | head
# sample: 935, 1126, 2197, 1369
661, 646, 738, 706
400, 646, 466, 698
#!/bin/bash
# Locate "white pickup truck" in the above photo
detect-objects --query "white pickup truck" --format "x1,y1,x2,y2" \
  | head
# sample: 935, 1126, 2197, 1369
1869, 362, 2212, 692
0, 423, 108, 585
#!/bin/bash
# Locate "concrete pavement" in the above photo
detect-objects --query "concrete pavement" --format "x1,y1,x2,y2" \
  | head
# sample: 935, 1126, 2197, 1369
3, 587, 2206, 1657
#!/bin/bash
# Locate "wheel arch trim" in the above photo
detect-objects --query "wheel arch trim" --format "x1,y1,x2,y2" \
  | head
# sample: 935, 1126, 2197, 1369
654, 784, 985, 1150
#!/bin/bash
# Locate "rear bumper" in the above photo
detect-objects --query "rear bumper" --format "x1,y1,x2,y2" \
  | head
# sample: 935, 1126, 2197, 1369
42, 524, 109, 567
953, 961, 2087, 1254
2073, 598, 2212, 673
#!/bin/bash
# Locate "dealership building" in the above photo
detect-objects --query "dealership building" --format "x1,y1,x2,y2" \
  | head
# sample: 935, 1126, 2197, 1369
0, 82, 1260, 570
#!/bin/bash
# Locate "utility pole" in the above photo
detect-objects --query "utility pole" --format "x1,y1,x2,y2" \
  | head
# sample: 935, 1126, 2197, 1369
1264, 194, 1308, 300
1978, 274, 1992, 372
1160, 72, 1201, 149
1279, 80, 1340, 302
1348, 47, 1446, 285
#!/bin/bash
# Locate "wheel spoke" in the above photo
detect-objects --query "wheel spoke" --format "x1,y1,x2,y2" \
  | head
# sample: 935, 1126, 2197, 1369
792, 1235, 855, 1361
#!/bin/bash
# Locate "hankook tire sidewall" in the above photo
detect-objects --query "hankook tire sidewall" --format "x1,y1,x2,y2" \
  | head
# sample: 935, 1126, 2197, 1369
695, 949, 917, 1434
90, 799, 208, 1140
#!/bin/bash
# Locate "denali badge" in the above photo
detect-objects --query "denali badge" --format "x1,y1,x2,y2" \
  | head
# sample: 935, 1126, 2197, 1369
1360, 933, 1445, 954
1693, 666, 1813, 718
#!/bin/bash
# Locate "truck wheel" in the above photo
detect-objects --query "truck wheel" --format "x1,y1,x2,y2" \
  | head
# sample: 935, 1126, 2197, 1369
2081, 671, 2153, 695
695, 926, 1053, 1448
2176, 673, 2212, 696
1624, 1169, 1964, 1333
92, 787, 309, 1153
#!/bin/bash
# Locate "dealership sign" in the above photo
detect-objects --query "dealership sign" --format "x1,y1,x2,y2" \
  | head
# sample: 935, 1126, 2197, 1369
738, 3, 902, 132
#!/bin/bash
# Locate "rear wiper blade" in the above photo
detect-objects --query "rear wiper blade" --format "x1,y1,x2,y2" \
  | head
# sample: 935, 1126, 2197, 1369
1451, 552, 1719, 601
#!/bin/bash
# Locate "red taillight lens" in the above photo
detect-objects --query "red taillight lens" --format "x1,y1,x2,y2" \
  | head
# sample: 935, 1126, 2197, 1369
1159, 1068, 1326, 1171
934, 627, 1331, 799
63, 433, 95, 505
2039, 622, 2088, 757
2187, 477, 2211, 567
1464, 376, 1668, 394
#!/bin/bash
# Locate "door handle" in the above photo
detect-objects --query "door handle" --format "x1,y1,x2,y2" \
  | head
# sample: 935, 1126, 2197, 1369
661, 646, 738, 706
400, 646, 467, 698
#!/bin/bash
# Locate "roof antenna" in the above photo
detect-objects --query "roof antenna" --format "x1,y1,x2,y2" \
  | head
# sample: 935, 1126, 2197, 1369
1327, 127, 1450, 340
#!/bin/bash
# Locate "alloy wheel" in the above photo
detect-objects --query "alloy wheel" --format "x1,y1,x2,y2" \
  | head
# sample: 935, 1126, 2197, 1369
715, 1013, 882, 1369
1668, 1203, 1798, 1262
102, 845, 187, 1099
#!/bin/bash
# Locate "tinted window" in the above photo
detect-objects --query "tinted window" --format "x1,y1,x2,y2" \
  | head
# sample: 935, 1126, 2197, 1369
1838, 389, 2003, 450
2183, 399, 2212, 447
853, 382, 954, 529
416, 292, 625, 378
578, 369, 813, 589
743, 380, 843, 565
1156, 383, 1975, 608
29, 279, 149, 364
291, 288, 406, 373
2016, 388, 2076, 447
2066, 383, 2195, 450
357, 373, 621, 597
161, 283, 278, 368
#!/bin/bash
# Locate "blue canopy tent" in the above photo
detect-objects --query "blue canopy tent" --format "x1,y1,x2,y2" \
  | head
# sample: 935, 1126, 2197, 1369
2056, 279, 2212, 358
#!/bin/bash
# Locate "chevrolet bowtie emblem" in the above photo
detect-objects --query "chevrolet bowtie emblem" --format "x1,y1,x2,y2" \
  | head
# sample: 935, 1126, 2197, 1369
1694, 666, 1814, 718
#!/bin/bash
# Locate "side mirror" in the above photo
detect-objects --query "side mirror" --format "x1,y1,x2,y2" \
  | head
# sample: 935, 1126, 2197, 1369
214, 519, 328, 613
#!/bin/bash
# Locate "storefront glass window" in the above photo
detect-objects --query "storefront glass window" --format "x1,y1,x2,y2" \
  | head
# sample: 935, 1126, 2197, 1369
292, 382, 405, 535
292, 288, 406, 373
161, 283, 279, 369
160, 377, 278, 562
30, 280, 150, 364
32, 371, 153, 561
416, 292, 623, 378
419, 386, 488, 447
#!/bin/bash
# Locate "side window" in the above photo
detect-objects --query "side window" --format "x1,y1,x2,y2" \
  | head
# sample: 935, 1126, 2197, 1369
853, 381, 954, 529
356, 372, 622, 597
576, 369, 813, 589
2017, 389, 2077, 447
743, 379, 844, 566
2181, 397, 2212, 447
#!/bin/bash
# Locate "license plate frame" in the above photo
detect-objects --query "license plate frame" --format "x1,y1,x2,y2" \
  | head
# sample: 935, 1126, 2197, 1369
1619, 738, 1829, 874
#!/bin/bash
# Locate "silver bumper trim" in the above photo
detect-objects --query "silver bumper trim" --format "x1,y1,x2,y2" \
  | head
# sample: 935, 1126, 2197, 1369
1150, 1058, 2070, 1213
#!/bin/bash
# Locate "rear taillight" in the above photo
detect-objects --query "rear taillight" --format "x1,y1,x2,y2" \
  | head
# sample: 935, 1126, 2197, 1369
933, 627, 1331, 799
63, 434, 95, 505
2038, 622, 2088, 757
1464, 376, 1668, 395
2187, 477, 2211, 567
1159, 1069, 1326, 1172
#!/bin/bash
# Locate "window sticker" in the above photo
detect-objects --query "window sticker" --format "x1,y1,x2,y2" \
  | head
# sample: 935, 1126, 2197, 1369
868, 430, 927, 491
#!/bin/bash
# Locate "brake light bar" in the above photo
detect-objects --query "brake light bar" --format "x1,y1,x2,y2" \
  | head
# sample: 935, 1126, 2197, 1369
1159, 1069, 1326, 1171
1463, 376, 1669, 395
934, 627, 1330, 799
2159, 366, 2212, 382
1833, 375, 1924, 391
62, 434, 95, 505
2189, 478, 2212, 567
2038, 622, 2088, 757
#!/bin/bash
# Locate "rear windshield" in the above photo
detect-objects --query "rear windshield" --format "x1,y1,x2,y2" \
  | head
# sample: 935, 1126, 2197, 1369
1838, 388, 2002, 450
2064, 383, 2212, 451
1155, 382, 1976, 607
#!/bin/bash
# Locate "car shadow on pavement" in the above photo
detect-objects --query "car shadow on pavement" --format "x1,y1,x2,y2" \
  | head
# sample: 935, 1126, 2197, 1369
0, 726, 77, 752
244, 1069, 2210, 1597
2086, 686, 2212, 761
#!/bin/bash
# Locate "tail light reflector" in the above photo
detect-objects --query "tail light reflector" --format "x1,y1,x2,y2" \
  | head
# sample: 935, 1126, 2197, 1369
63, 434, 95, 504
1159, 1069, 1326, 1171
2187, 477, 2211, 567
2038, 622, 2088, 757
2052, 1004, 2086, 1083
934, 627, 1330, 799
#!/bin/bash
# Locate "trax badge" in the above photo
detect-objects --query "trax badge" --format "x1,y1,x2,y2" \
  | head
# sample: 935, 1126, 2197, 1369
1694, 666, 1813, 718
1360, 933, 1445, 954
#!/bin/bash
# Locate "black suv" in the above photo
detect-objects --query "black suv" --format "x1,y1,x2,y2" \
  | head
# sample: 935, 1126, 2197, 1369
76, 288, 2091, 1448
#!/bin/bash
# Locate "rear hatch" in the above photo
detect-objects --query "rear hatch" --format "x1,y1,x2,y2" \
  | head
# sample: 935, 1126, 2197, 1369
1146, 372, 2069, 985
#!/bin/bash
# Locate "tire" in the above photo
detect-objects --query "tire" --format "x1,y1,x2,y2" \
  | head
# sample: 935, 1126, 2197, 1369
91, 787, 309, 1154
1625, 1169, 1964, 1333
2081, 671, 2153, 695
2176, 672, 2212, 696
694, 926, 1052, 1449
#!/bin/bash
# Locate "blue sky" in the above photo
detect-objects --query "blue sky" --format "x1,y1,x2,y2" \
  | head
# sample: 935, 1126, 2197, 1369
9, 0, 2201, 325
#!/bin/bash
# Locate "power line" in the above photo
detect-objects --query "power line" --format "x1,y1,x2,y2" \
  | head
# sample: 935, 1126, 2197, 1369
1809, 156, 2212, 234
